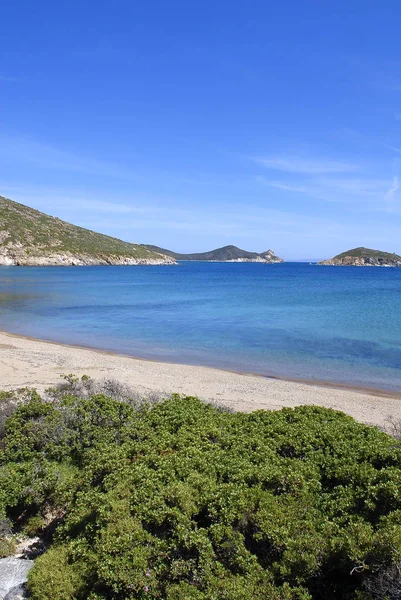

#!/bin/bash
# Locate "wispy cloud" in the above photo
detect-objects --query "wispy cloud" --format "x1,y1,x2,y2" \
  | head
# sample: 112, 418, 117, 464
0, 133, 231, 189
0, 75, 19, 82
0, 134, 145, 181
259, 180, 311, 194
253, 146, 401, 212
385, 176, 400, 200
383, 143, 401, 156
253, 155, 356, 174
258, 174, 397, 208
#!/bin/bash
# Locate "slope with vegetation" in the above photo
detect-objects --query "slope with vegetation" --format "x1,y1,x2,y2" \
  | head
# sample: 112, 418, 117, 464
143, 244, 284, 263
319, 247, 401, 267
0, 195, 175, 266
0, 377, 400, 599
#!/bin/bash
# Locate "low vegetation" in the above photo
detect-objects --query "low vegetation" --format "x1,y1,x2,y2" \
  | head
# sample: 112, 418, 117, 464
0, 195, 167, 261
334, 247, 401, 261
0, 377, 401, 599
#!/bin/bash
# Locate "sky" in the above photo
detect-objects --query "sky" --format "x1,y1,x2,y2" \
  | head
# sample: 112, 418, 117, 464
1, 1, 401, 260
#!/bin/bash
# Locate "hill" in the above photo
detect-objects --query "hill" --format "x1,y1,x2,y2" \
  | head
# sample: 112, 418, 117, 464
319, 246, 401, 267
0, 196, 175, 266
143, 244, 284, 263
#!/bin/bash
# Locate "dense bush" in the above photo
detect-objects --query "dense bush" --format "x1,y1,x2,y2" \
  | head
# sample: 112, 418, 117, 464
0, 381, 401, 599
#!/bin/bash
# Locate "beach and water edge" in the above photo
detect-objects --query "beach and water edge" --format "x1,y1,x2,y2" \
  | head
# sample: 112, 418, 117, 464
0, 329, 399, 430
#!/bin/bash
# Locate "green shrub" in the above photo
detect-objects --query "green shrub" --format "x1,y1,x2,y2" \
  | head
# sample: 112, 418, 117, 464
0, 391, 400, 599
28, 545, 89, 600
0, 536, 16, 557
23, 515, 46, 537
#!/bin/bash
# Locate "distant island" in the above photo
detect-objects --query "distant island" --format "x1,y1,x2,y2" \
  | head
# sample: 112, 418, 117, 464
143, 244, 284, 263
319, 247, 401, 267
0, 195, 175, 266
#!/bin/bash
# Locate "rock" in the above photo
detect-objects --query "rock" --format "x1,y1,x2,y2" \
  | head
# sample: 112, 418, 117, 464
0, 254, 15, 266
0, 250, 176, 267
225, 256, 283, 263
0, 558, 34, 600
14, 537, 46, 561
319, 256, 401, 267
3, 583, 28, 599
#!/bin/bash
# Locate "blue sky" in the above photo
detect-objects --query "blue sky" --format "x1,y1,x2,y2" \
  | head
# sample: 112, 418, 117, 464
1, 1, 401, 260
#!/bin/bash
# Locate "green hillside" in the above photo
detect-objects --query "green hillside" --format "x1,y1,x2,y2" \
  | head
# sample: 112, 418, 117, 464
0, 195, 172, 265
334, 247, 401, 260
144, 244, 283, 262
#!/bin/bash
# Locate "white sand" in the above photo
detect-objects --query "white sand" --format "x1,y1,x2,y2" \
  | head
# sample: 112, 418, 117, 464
0, 331, 399, 428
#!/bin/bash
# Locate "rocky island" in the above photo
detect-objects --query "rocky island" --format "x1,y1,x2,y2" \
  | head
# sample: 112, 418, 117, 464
0, 196, 176, 266
143, 244, 284, 263
318, 247, 401, 267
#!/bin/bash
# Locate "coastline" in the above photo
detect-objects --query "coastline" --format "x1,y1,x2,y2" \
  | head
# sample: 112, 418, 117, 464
0, 329, 399, 428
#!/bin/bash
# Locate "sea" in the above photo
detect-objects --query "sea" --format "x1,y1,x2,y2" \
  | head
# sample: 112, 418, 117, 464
0, 262, 400, 392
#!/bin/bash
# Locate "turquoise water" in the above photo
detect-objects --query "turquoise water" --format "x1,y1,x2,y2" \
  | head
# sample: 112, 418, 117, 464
0, 262, 400, 391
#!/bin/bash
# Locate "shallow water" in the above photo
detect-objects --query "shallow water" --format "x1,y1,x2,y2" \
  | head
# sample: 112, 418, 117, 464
0, 262, 400, 391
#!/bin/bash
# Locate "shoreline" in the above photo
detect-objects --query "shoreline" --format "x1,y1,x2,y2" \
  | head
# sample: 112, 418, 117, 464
0, 329, 399, 400
0, 330, 400, 428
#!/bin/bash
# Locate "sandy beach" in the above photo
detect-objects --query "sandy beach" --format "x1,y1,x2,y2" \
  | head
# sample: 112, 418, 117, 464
0, 330, 399, 429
